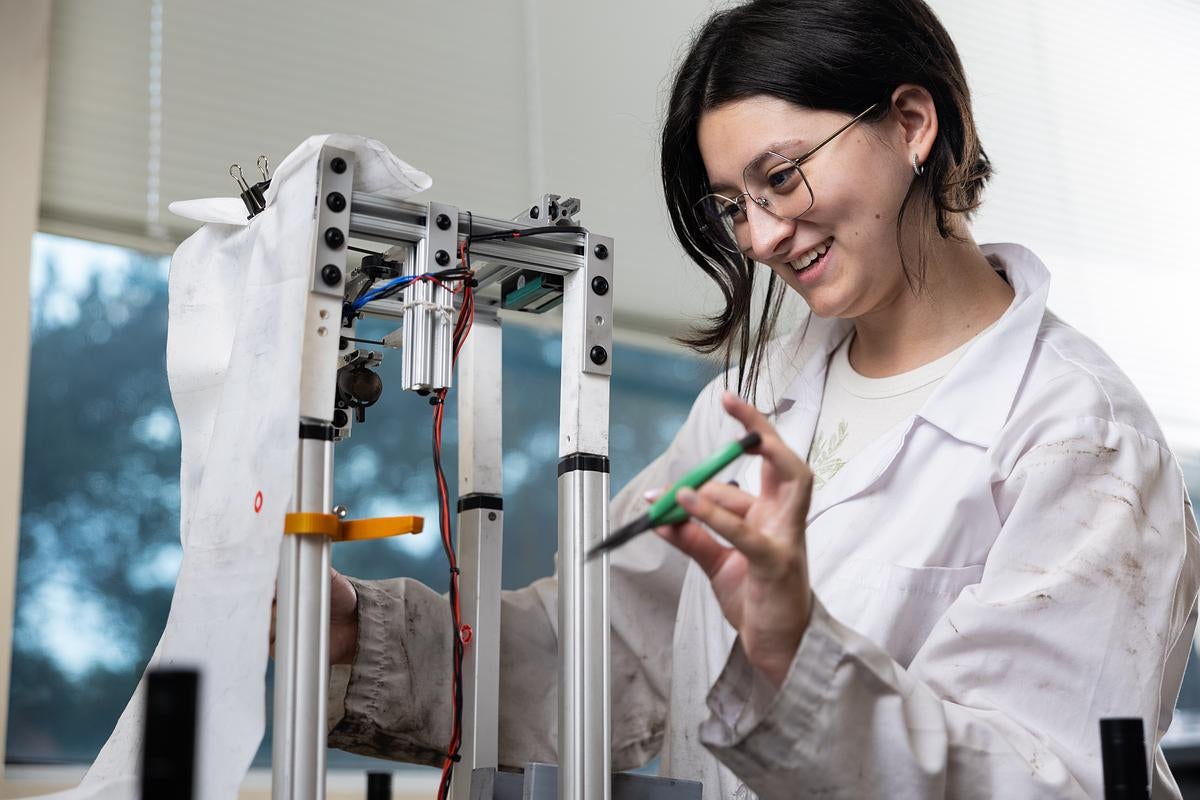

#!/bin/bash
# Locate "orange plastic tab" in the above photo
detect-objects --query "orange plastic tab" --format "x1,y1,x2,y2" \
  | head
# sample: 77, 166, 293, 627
284, 512, 340, 537
284, 512, 423, 542
339, 515, 424, 541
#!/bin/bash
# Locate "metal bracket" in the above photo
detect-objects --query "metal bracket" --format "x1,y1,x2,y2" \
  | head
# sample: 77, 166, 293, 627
311, 146, 355, 299
424, 201, 460, 274
513, 193, 582, 227
581, 233, 614, 377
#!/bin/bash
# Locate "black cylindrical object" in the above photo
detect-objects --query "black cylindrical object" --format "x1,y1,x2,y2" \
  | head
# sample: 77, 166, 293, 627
141, 668, 199, 800
1100, 717, 1149, 799
366, 771, 393, 800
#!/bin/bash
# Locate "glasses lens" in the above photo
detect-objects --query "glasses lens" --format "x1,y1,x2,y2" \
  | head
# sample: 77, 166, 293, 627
743, 153, 814, 220
694, 195, 745, 254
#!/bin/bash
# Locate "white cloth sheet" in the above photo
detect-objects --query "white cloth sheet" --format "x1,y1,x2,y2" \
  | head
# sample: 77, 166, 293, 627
33, 135, 429, 799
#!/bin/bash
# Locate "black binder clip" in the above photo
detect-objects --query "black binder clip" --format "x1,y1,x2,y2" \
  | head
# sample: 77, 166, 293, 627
230, 155, 272, 219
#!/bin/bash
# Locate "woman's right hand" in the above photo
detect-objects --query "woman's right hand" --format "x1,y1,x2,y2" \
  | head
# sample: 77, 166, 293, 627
270, 567, 360, 666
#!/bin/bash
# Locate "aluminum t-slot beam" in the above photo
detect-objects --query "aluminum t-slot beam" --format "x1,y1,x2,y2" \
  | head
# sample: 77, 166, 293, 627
348, 193, 586, 292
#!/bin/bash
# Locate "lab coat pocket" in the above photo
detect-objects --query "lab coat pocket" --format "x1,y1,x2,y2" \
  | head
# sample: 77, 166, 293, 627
824, 558, 985, 667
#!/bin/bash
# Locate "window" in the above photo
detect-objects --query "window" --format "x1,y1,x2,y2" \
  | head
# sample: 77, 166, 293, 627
7, 233, 717, 767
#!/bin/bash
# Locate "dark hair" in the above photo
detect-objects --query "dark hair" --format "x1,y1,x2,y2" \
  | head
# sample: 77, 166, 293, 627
661, 0, 992, 400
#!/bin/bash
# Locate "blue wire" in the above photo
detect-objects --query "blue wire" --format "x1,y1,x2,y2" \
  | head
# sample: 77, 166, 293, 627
351, 275, 418, 312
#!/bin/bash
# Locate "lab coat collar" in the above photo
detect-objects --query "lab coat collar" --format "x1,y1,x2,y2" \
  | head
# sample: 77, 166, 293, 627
915, 242, 1050, 448
768, 242, 1049, 450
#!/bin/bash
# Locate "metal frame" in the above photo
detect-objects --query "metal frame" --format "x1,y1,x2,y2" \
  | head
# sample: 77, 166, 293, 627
272, 144, 619, 800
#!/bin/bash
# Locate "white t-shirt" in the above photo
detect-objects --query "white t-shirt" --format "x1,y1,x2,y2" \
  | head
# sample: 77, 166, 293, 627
807, 320, 999, 490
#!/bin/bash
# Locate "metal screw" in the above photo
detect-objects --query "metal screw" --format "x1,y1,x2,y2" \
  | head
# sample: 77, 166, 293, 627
326, 192, 346, 213
593, 243, 609, 260
591, 276, 609, 296
330, 157, 347, 174
530, 205, 540, 219
435, 249, 451, 266
324, 227, 345, 249
321, 264, 342, 286
590, 346, 608, 365
333, 409, 349, 427
436, 213, 452, 230
488, 512, 497, 522
333, 504, 349, 519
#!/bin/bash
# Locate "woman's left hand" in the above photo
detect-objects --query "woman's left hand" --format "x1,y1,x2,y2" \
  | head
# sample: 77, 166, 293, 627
656, 390, 815, 687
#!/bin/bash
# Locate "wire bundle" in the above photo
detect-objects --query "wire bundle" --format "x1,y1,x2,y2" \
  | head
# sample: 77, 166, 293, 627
433, 237, 476, 800
349, 267, 470, 313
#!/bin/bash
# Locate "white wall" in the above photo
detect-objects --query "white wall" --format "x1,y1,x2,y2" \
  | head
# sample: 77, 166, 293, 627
928, 0, 1200, 451
526, 0, 729, 338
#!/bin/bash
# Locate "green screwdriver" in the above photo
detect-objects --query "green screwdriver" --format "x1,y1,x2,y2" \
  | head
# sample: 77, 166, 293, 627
585, 431, 762, 560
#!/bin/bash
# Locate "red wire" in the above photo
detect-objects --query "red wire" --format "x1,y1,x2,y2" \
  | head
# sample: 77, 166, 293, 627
436, 246, 475, 800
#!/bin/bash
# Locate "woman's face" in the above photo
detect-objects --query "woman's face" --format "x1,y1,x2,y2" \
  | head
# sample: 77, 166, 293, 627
696, 95, 918, 319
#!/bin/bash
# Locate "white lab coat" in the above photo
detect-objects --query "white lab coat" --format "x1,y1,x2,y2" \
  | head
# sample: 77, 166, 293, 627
329, 243, 1200, 799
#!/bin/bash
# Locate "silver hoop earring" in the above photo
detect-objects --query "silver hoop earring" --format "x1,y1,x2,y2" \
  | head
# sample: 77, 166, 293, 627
912, 154, 924, 176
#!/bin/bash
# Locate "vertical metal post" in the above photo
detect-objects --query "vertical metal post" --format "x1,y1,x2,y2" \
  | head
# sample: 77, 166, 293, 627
556, 234, 614, 800
272, 145, 354, 800
452, 303, 504, 800
273, 424, 334, 800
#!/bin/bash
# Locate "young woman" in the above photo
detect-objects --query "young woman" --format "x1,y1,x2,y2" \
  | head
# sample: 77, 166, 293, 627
327, 1, 1199, 796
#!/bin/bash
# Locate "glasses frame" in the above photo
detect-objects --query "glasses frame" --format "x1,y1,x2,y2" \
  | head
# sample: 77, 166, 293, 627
693, 102, 880, 255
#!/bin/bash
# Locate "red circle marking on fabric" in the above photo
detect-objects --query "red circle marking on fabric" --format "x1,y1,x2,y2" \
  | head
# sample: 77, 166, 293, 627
254, 491, 264, 513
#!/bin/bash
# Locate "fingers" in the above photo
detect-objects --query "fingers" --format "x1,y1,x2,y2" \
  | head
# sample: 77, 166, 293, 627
694, 480, 755, 518
642, 484, 670, 504
655, 519, 733, 579
721, 391, 813, 504
676, 486, 775, 563
720, 391, 805, 474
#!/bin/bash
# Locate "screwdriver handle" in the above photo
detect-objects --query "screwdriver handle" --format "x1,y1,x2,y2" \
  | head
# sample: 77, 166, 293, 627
648, 432, 761, 527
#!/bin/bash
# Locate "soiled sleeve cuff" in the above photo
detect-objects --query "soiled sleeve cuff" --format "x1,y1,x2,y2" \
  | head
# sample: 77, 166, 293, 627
327, 576, 453, 766
700, 597, 841, 774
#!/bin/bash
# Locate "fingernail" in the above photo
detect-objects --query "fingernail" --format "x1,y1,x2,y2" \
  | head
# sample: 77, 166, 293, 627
676, 487, 696, 506
726, 479, 740, 487
642, 488, 663, 503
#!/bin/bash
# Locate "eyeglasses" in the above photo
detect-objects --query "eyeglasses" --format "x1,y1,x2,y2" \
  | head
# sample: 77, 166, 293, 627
693, 103, 878, 255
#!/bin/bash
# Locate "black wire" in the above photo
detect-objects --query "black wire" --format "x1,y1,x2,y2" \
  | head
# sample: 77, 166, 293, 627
470, 224, 585, 242
347, 245, 383, 255
430, 268, 472, 281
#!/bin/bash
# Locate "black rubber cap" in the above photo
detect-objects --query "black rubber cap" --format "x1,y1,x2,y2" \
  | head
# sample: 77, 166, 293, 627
366, 772, 392, 800
1100, 718, 1149, 799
